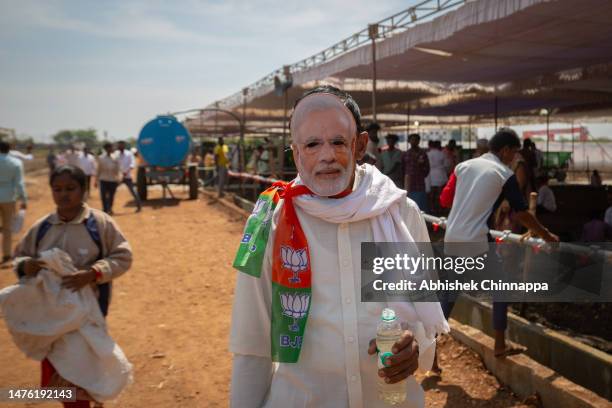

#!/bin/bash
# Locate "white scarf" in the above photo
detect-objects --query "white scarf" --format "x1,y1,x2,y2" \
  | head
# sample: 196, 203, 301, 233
294, 164, 449, 340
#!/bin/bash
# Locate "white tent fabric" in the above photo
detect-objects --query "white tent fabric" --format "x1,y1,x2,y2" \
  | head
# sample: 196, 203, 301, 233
0, 249, 133, 402
293, 0, 612, 85
204, 0, 612, 131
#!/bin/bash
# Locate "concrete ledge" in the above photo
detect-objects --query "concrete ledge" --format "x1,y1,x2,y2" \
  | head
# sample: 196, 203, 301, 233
200, 189, 251, 220
450, 319, 610, 408
451, 296, 612, 400
231, 193, 256, 214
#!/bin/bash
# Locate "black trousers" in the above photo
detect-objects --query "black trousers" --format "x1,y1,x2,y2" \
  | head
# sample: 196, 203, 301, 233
121, 177, 142, 208
100, 181, 118, 214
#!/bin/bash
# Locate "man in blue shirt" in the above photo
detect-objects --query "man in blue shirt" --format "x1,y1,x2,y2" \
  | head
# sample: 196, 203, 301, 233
0, 141, 28, 263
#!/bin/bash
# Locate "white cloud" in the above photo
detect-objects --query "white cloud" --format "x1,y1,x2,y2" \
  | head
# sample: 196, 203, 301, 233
0, 0, 220, 44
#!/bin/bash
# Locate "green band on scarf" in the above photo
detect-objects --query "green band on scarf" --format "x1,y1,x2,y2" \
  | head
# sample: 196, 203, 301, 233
271, 283, 311, 363
232, 190, 277, 278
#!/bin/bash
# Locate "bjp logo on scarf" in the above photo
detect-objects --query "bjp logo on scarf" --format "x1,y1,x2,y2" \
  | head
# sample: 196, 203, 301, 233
251, 198, 267, 217
280, 292, 310, 332
280, 246, 308, 283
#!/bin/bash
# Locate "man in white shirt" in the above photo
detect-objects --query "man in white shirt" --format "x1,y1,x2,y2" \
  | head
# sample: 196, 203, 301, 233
605, 191, 612, 227
438, 128, 558, 366
536, 175, 557, 213
256, 145, 270, 177
78, 147, 97, 196
362, 122, 381, 166
9, 144, 34, 162
64, 146, 82, 167
96, 142, 121, 215
116, 140, 142, 212
426, 140, 449, 215
230, 86, 448, 408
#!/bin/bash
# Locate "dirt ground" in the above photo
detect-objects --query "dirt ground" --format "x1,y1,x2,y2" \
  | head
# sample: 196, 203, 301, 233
0, 171, 531, 407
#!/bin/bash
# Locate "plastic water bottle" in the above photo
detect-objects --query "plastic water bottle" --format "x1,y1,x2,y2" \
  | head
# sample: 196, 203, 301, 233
377, 308, 407, 405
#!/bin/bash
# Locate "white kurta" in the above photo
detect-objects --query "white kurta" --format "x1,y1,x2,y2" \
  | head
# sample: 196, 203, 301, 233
230, 195, 434, 408
78, 153, 97, 176
426, 149, 449, 187
537, 185, 557, 212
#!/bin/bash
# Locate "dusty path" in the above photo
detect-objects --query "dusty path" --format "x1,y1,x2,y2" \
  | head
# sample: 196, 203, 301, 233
0, 172, 529, 407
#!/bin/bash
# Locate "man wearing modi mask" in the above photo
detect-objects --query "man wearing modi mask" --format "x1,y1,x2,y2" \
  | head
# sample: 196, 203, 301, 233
230, 85, 449, 408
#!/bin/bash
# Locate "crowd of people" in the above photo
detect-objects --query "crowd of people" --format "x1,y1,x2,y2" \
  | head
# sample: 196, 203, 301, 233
44, 141, 142, 214
362, 126, 560, 219
0, 140, 142, 265
197, 136, 279, 198
186, 137, 246, 198
363, 129, 459, 215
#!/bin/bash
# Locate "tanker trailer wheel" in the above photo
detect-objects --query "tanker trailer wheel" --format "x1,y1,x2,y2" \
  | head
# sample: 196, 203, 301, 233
188, 165, 198, 200
137, 166, 148, 201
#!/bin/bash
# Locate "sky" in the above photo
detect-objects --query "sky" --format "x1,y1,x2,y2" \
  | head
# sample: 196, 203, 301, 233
0, 0, 413, 142
2, 0, 611, 144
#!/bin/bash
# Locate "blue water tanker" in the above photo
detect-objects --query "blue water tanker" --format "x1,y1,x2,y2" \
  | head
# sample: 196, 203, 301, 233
136, 115, 199, 200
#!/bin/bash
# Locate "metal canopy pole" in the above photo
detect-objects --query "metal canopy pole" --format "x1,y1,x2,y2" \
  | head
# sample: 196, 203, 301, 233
468, 116, 472, 150
406, 106, 411, 136
199, 111, 204, 154
214, 101, 219, 137
215, 1, 467, 126
571, 119, 575, 176
240, 88, 248, 196
369, 24, 379, 123
494, 96, 499, 131
546, 109, 551, 165
281, 65, 291, 180
241, 88, 248, 173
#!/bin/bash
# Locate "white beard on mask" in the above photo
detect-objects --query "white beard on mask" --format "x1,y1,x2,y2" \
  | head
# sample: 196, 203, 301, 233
296, 154, 355, 197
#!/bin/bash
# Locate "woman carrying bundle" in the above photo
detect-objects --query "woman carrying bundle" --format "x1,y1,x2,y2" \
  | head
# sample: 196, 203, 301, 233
13, 164, 133, 408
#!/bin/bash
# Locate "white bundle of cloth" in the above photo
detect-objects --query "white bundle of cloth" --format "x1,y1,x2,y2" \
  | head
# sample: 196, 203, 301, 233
0, 248, 132, 402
